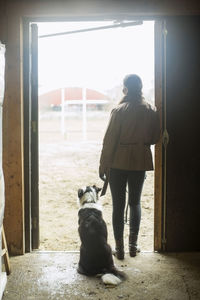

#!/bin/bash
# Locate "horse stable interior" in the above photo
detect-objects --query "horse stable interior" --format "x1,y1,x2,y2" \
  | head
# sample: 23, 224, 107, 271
0, 1, 200, 299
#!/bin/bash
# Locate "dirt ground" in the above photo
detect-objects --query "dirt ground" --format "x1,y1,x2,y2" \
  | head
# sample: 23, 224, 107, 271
39, 111, 154, 252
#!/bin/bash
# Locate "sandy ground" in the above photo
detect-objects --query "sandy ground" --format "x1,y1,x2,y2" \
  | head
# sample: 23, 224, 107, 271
39, 111, 154, 252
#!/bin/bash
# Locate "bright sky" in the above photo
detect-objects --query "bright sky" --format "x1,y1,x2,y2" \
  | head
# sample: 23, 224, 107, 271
38, 21, 154, 97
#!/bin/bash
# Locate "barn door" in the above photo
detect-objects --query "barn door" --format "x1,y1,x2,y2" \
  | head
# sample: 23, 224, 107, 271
30, 23, 39, 250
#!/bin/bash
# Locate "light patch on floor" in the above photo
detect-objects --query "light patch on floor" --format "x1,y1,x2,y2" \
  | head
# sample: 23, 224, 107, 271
3, 252, 200, 300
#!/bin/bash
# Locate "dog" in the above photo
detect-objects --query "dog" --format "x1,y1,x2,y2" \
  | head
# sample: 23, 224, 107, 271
77, 185, 126, 286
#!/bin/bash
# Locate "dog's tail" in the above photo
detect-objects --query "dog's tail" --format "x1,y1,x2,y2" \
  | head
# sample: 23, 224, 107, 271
101, 266, 127, 286
101, 273, 122, 286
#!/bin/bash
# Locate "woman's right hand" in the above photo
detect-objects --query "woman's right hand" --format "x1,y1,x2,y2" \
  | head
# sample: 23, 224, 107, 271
99, 166, 107, 181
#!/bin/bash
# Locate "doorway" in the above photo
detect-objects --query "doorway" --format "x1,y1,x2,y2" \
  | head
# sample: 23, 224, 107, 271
24, 19, 162, 252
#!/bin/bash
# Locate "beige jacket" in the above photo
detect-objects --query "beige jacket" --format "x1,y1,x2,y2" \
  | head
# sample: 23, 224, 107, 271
99, 100, 160, 172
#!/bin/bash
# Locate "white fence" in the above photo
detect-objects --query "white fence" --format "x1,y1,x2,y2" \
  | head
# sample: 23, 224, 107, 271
60, 87, 108, 140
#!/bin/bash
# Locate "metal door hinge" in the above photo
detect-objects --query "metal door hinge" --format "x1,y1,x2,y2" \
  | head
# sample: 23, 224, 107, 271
162, 129, 169, 149
162, 238, 167, 250
31, 121, 37, 133
32, 217, 37, 229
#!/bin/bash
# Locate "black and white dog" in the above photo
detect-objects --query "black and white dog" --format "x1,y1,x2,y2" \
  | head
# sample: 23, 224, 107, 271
77, 185, 125, 285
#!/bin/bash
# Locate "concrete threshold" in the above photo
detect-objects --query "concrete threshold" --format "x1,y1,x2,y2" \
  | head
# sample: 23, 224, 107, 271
2, 252, 200, 300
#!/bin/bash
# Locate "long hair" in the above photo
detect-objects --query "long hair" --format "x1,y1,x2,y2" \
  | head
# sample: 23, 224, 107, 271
119, 74, 143, 104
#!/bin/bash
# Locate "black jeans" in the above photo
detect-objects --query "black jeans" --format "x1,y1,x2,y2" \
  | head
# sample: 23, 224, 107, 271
109, 168, 146, 241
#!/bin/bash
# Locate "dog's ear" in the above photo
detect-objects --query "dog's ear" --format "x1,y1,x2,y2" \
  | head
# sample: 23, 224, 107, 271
93, 185, 102, 194
78, 189, 84, 198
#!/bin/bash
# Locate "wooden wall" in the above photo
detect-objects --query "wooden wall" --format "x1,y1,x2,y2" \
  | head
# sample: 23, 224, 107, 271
165, 16, 200, 251
0, 0, 200, 254
0, 3, 25, 255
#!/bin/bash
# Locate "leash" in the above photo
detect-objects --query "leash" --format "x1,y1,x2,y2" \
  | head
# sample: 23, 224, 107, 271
100, 176, 109, 197
100, 170, 110, 197
124, 173, 147, 225
124, 188, 129, 225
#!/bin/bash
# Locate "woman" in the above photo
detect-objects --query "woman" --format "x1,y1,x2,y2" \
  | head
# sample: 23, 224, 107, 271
99, 74, 160, 260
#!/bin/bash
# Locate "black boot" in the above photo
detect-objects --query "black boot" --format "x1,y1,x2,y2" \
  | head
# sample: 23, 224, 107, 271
113, 239, 124, 260
129, 232, 140, 257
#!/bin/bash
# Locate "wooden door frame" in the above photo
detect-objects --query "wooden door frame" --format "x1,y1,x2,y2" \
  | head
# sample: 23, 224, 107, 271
154, 20, 163, 251
23, 20, 39, 252
23, 18, 32, 252
23, 15, 163, 252
30, 23, 39, 250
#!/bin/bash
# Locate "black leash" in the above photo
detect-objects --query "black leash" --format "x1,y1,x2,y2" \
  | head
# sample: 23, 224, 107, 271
100, 176, 109, 197
124, 188, 129, 225
124, 173, 147, 224
100, 170, 110, 197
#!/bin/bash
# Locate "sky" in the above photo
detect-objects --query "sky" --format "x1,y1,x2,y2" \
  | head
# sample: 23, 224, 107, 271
38, 21, 154, 98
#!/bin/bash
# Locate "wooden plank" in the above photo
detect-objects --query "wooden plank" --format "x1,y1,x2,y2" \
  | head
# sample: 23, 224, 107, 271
1, 249, 6, 255
2, 12, 24, 255
2, 226, 11, 275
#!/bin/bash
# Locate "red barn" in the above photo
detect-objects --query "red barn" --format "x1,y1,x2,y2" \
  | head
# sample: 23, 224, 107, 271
39, 87, 109, 111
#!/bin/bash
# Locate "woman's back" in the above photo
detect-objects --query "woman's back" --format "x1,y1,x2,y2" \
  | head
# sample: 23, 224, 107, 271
100, 99, 160, 171
116, 100, 159, 146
